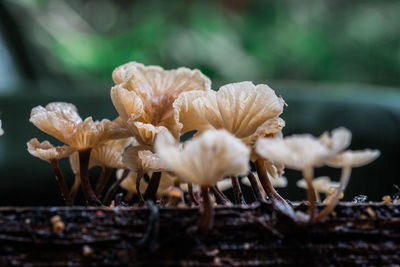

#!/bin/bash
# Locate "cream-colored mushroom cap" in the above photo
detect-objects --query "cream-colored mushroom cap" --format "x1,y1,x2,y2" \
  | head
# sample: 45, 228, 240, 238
296, 176, 339, 194
27, 138, 75, 163
242, 173, 288, 189
319, 127, 352, 153
193, 81, 285, 139
111, 62, 211, 143
90, 138, 132, 169
173, 90, 212, 134
326, 149, 380, 168
256, 134, 332, 170
30, 102, 119, 150
123, 146, 169, 173
155, 129, 250, 186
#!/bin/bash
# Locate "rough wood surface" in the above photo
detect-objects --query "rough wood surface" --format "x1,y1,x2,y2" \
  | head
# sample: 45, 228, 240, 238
0, 203, 399, 266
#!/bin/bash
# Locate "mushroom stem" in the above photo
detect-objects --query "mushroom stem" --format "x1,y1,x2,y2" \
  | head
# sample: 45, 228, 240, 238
124, 191, 134, 203
210, 185, 228, 205
143, 171, 162, 201
188, 183, 199, 205
303, 166, 317, 222
198, 186, 214, 233
50, 159, 73, 206
78, 149, 101, 206
213, 184, 231, 204
231, 176, 246, 205
136, 171, 145, 206
70, 173, 80, 201
255, 159, 297, 222
314, 167, 352, 222
103, 169, 130, 205
94, 166, 113, 197
247, 172, 265, 203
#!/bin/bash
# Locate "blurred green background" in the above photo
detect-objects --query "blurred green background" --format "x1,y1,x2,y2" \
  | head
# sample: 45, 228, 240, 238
0, 0, 399, 205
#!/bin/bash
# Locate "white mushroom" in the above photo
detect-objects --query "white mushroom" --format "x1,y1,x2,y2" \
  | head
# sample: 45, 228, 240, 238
315, 149, 380, 221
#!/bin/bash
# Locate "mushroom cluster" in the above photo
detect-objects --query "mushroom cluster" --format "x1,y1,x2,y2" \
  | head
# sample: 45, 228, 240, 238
27, 61, 380, 229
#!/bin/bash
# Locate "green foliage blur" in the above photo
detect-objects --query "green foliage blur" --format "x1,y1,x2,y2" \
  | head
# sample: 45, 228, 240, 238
6, 0, 400, 88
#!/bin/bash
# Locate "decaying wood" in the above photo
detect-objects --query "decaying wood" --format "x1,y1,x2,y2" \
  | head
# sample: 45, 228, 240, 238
0, 203, 399, 266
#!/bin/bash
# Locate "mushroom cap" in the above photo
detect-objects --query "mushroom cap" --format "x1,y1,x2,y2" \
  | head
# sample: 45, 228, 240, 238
256, 134, 332, 171
122, 145, 169, 173
326, 149, 380, 168
90, 138, 132, 169
319, 127, 352, 153
193, 81, 285, 139
30, 102, 82, 143
173, 90, 213, 134
296, 176, 339, 194
155, 129, 250, 186
30, 102, 121, 150
241, 173, 288, 189
111, 62, 211, 142
27, 138, 75, 163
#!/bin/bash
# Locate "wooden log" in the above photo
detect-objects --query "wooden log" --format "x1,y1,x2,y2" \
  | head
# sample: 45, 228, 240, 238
0, 203, 399, 266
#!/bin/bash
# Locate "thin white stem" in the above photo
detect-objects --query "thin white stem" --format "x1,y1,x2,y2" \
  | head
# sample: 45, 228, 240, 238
315, 166, 352, 222
303, 166, 316, 222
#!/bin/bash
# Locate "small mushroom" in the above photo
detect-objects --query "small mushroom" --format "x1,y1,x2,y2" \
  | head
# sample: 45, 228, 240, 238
296, 176, 339, 201
29, 102, 121, 205
315, 149, 380, 221
256, 133, 336, 221
27, 138, 75, 205
88, 138, 132, 197
155, 129, 249, 231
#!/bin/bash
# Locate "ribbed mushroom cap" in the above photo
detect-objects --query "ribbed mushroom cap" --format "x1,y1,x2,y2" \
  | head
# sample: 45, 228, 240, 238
27, 138, 75, 163
155, 129, 250, 186
193, 81, 285, 139
111, 62, 211, 144
30, 102, 120, 150
90, 138, 132, 169
173, 90, 212, 134
122, 145, 169, 173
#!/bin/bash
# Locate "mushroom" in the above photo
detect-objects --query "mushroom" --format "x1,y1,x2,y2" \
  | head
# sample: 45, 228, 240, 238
192, 81, 285, 204
296, 176, 339, 201
27, 138, 75, 205
111, 62, 211, 201
315, 149, 380, 222
155, 129, 249, 231
192, 81, 284, 139
29, 102, 121, 205
255, 132, 339, 221
122, 145, 169, 203
90, 138, 132, 197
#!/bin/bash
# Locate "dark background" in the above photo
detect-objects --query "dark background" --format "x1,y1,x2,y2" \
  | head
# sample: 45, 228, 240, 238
0, 0, 399, 205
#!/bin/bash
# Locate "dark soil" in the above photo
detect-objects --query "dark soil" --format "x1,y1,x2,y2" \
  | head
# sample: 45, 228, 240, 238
0, 202, 399, 266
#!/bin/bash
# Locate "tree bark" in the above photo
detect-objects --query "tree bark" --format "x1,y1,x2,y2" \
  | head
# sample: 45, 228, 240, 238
0, 203, 399, 266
